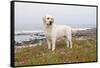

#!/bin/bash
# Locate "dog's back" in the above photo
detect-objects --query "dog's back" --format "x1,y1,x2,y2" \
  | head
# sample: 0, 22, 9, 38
53, 25, 72, 38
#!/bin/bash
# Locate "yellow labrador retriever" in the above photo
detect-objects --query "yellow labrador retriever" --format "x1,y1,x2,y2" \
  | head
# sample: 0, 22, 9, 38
42, 15, 72, 51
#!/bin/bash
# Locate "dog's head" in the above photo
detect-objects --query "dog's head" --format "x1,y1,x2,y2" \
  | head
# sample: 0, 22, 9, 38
42, 15, 54, 26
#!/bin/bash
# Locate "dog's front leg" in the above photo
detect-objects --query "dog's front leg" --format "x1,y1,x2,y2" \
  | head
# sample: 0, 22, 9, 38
47, 39, 51, 49
52, 38, 56, 51
69, 40, 72, 48
66, 40, 69, 48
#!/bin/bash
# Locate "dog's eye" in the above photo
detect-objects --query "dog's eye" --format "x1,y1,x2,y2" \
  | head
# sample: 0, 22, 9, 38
47, 17, 49, 20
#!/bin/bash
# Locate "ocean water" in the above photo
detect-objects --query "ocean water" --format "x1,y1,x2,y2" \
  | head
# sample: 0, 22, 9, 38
15, 35, 32, 43
15, 30, 46, 43
15, 24, 96, 32
15, 24, 96, 43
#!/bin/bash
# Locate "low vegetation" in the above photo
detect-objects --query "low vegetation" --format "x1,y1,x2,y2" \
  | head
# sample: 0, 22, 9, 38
15, 39, 97, 66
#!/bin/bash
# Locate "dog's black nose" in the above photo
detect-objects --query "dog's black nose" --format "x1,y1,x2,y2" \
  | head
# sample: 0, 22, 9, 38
49, 21, 52, 25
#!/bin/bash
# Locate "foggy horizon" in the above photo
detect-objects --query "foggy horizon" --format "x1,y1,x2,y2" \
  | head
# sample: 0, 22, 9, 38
15, 2, 96, 32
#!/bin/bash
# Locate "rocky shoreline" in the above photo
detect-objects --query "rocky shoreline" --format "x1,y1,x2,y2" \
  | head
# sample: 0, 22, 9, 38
15, 28, 96, 48
73, 28, 96, 40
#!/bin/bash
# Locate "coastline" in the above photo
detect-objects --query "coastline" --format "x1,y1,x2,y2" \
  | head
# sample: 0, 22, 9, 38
15, 27, 96, 48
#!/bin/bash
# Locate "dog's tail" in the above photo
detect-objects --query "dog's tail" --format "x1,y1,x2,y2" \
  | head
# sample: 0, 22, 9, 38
71, 28, 85, 33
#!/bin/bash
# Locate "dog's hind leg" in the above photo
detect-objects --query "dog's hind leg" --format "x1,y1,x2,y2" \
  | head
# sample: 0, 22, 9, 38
65, 35, 70, 48
66, 32, 72, 48
69, 40, 72, 48
69, 34, 72, 48
66, 40, 69, 48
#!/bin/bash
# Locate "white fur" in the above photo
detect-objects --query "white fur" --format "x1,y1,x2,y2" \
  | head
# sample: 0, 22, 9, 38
42, 15, 72, 51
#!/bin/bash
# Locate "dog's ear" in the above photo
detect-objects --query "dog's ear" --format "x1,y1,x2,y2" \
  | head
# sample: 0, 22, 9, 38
42, 16, 46, 23
52, 18, 54, 23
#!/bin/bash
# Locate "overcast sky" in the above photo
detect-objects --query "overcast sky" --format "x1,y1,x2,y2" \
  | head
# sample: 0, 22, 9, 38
15, 2, 96, 31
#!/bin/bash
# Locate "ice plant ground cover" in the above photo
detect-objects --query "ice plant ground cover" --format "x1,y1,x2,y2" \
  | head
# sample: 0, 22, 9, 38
15, 39, 96, 66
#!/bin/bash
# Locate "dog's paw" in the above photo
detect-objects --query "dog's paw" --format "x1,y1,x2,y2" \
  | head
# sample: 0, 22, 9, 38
70, 45, 72, 48
52, 48, 55, 51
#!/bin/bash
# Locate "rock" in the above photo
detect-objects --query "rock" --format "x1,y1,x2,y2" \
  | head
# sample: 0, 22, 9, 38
73, 28, 96, 40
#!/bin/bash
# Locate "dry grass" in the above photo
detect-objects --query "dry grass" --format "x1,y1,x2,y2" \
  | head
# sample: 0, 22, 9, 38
15, 39, 97, 66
